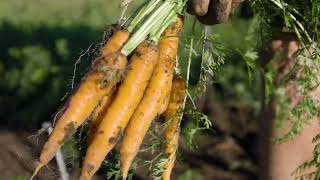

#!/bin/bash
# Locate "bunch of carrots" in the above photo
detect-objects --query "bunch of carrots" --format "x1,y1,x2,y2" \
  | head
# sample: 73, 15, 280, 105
31, 0, 188, 179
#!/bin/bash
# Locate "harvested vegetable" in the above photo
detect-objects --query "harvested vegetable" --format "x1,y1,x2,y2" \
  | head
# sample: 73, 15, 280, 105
120, 16, 184, 179
30, 1, 167, 178
30, 1, 187, 179
80, 40, 159, 180
30, 30, 129, 179
84, 0, 171, 146
162, 76, 186, 180
101, 30, 130, 56
86, 88, 116, 144
159, 94, 171, 115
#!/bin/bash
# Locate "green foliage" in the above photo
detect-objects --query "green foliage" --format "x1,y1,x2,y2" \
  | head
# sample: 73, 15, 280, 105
182, 108, 212, 150
212, 18, 263, 109
7, 46, 56, 96
103, 152, 136, 180
193, 33, 228, 97
106, 160, 135, 180
240, 49, 259, 82
273, 87, 289, 131
251, 0, 319, 44
61, 137, 80, 167
149, 155, 168, 180
244, 14, 273, 50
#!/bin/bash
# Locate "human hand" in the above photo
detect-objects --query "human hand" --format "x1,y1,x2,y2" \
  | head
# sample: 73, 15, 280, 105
187, 0, 243, 25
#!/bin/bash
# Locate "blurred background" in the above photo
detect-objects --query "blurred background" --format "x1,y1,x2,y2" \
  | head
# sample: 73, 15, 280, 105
0, 0, 262, 179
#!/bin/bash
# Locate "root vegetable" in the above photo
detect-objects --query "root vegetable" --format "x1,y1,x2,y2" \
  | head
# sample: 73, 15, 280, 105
162, 76, 186, 180
30, 30, 130, 180
86, 88, 116, 144
119, 16, 183, 179
80, 40, 159, 180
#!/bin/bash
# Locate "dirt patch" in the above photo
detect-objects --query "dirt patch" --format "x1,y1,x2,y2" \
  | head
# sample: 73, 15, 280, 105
0, 130, 104, 180
0, 130, 57, 179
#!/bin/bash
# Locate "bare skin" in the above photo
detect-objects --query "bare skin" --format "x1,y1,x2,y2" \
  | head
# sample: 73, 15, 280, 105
187, 0, 243, 25
262, 35, 320, 180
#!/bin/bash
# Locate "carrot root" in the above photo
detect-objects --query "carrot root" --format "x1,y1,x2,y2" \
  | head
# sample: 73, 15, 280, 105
30, 163, 43, 180
162, 76, 186, 180
80, 40, 159, 180
120, 17, 184, 178
162, 129, 179, 180
32, 29, 130, 178
86, 88, 117, 144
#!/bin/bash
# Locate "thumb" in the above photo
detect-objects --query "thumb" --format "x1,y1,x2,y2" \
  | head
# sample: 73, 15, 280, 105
186, 0, 211, 16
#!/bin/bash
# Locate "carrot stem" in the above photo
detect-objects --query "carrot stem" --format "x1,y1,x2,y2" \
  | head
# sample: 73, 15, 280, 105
122, 1, 174, 56
150, 10, 177, 43
126, 0, 162, 32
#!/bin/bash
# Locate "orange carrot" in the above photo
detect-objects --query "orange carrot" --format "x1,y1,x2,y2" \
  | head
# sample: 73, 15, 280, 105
120, 16, 183, 179
30, 30, 130, 180
80, 40, 159, 180
102, 30, 130, 56
162, 76, 186, 180
162, 130, 179, 180
86, 87, 116, 144
159, 94, 171, 115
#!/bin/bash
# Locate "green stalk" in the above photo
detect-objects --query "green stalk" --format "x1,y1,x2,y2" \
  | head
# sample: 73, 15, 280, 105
149, 10, 177, 43
175, 37, 194, 129
121, 1, 175, 56
126, 0, 162, 32
270, 0, 312, 43
149, 0, 186, 42
149, 14, 170, 43
177, 18, 196, 126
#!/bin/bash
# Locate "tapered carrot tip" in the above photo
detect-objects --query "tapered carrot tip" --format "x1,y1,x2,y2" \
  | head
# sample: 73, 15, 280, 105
121, 163, 129, 180
121, 169, 128, 180
121, 154, 133, 180
30, 163, 43, 180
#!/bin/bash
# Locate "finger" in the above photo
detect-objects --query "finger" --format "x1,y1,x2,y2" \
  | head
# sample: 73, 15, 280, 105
197, 0, 233, 25
187, 0, 211, 16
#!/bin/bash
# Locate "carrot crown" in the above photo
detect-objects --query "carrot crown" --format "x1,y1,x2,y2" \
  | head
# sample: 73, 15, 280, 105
121, 0, 186, 56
